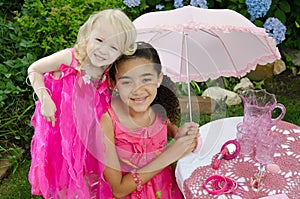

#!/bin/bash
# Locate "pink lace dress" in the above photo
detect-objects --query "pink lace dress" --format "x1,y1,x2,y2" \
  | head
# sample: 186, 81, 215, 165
29, 48, 112, 198
108, 108, 183, 199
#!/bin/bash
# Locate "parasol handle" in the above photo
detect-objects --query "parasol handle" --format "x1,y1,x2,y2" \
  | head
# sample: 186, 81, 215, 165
184, 33, 193, 122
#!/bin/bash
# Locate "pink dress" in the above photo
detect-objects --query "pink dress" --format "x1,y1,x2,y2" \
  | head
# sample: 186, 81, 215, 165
108, 108, 183, 199
29, 48, 112, 198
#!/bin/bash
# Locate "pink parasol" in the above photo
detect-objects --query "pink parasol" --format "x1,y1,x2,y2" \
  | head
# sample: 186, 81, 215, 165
133, 6, 281, 120
133, 6, 281, 82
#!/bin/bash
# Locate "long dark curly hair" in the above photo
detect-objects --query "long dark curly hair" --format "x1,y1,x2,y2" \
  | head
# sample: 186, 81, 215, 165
109, 41, 180, 125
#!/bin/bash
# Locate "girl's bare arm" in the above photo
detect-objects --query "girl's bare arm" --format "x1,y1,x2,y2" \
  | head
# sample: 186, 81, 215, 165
27, 49, 72, 126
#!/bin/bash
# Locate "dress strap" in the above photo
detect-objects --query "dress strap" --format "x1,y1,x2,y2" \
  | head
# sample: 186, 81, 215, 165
67, 48, 79, 68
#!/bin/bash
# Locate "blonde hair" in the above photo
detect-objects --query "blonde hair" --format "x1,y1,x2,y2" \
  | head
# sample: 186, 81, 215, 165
74, 9, 137, 65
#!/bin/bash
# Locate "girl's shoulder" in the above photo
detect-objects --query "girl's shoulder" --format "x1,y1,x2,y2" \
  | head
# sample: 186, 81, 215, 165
47, 49, 78, 78
48, 48, 76, 69
64, 48, 79, 68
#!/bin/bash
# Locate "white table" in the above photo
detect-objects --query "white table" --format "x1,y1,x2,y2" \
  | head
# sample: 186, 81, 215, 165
175, 116, 300, 199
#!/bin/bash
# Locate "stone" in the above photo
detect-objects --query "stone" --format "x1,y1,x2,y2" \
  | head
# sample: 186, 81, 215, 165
247, 63, 274, 81
202, 87, 241, 106
0, 149, 24, 180
246, 59, 286, 81
233, 77, 254, 92
0, 159, 10, 179
273, 59, 286, 75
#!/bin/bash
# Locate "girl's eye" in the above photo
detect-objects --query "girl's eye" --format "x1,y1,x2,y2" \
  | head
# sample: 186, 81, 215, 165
110, 46, 119, 51
142, 78, 152, 83
120, 81, 132, 86
96, 38, 103, 43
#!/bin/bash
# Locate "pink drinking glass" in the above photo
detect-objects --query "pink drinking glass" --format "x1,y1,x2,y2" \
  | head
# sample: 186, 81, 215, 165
255, 134, 279, 164
251, 133, 279, 191
236, 123, 256, 156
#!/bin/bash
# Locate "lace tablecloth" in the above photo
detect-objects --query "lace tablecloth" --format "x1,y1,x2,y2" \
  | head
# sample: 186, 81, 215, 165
175, 117, 300, 199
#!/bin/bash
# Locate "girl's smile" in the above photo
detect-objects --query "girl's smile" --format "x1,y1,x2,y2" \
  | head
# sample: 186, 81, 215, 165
94, 53, 105, 62
130, 96, 148, 104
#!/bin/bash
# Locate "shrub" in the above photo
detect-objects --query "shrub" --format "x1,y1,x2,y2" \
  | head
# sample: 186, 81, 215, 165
0, 0, 146, 164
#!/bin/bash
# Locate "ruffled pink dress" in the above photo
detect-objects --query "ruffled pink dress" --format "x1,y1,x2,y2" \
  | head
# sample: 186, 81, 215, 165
29, 48, 112, 198
108, 108, 183, 199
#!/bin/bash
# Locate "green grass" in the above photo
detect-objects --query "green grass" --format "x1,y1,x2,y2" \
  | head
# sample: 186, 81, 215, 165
0, 158, 42, 199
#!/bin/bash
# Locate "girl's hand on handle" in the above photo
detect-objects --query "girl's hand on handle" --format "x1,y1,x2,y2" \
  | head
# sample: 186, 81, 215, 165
168, 133, 199, 160
176, 122, 200, 138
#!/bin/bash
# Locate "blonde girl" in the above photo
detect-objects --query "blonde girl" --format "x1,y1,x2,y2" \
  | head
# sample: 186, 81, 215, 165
28, 9, 136, 198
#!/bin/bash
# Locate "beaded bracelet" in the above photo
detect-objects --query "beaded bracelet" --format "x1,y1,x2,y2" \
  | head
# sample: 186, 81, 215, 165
131, 169, 143, 192
212, 176, 237, 194
203, 175, 228, 195
26, 71, 43, 86
203, 175, 240, 195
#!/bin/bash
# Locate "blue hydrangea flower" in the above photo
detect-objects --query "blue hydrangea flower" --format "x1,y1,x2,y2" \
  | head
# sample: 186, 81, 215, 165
123, 0, 140, 8
245, 0, 272, 21
190, 0, 208, 8
156, 4, 165, 10
264, 17, 286, 44
174, 0, 184, 9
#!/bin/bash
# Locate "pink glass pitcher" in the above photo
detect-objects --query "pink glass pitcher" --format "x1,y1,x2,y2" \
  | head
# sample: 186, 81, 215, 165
239, 89, 286, 135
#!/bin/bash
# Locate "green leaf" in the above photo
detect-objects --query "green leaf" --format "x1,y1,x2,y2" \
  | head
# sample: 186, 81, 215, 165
296, 21, 300, 28
253, 20, 264, 27
4, 73, 12, 78
274, 9, 286, 24
0, 64, 8, 73
146, 0, 159, 6
4, 59, 14, 67
227, 5, 237, 11
20, 39, 38, 48
278, 1, 291, 13
285, 55, 292, 62
14, 135, 20, 140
